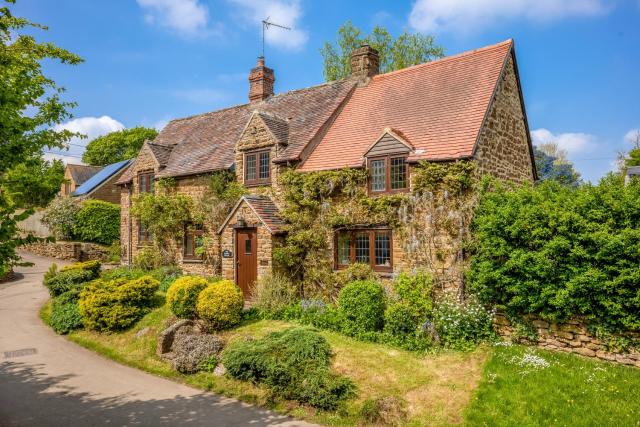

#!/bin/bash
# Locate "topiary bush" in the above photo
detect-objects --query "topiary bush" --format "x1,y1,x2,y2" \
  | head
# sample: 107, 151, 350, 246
78, 275, 159, 331
48, 290, 83, 334
166, 276, 209, 319
338, 280, 386, 336
222, 327, 354, 410
196, 280, 244, 330
72, 200, 120, 245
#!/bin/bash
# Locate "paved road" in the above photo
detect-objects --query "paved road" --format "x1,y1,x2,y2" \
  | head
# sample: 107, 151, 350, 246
0, 251, 313, 427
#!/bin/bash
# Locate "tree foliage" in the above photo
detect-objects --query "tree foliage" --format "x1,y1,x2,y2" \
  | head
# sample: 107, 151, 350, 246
82, 127, 158, 166
533, 145, 581, 187
2, 155, 65, 208
0, 1, 82, 276
320, 21, 444, 81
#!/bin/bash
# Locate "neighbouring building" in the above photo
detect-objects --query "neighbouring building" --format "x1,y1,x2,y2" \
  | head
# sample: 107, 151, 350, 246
117, 39, 536, 298
61, 164, 103, 196
62, 160, 131, 204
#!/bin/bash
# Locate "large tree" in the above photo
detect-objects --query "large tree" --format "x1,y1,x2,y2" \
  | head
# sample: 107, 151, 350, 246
534, 144, 581, 187
0, 0, 82, 276
2, 155, 65, 208
82, 127, 158, 166
320, 21, 444, 82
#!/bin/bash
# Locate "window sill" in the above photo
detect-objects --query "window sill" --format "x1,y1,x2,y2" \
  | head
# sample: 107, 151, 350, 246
244, 181, 272, 188
182, 258, 203, 264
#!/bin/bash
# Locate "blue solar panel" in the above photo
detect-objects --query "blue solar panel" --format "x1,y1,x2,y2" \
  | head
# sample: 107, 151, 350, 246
72, 159, 131, 196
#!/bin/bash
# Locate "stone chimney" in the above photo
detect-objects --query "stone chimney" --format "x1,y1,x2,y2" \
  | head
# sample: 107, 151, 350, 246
248, 56, 275, 103
350, 44, 379, 81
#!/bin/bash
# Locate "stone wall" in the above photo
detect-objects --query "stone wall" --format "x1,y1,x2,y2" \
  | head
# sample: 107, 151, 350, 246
495, 313, 640, 367
474, 55, 535, 184
23, 241, 110, 262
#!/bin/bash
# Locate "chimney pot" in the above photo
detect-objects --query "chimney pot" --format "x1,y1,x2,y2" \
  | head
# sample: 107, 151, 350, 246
350, 44, 379, 81
248, 56, 275, 103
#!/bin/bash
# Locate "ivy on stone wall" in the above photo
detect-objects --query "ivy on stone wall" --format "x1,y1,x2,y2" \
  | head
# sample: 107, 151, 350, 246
275, 167, 407, 297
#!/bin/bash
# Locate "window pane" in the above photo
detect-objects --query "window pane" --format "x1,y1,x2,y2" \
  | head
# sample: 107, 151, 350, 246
390, 158, 407, 190
148, 174, 154, 192
259, 151, 270, 179
337, 233, 351, 265
355, 232, 370, 264
245, 155, 256, 181
245, 238, 252, 254
139, 175, 146, 192
375, 232, 391, 266
370, 159, 386, 191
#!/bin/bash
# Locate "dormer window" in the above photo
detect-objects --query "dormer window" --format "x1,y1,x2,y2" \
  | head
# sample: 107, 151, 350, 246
368, 156, 408, 194
138, 172, 154, 193
244, 149, 271, 186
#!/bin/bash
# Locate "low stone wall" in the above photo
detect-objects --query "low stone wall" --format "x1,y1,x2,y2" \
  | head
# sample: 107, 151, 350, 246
22, 241, 110, 262
495, 313, 640, 367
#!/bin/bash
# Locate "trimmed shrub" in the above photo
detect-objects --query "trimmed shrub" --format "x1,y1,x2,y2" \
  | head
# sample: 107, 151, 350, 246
338, 280, 386, 335
72, 200, 120, 245
172, 334, 224, 374
60, 260, 101, 277
196, 280, 244, 330
250, 273, 297, 315
100, 266, 146, 281
222, 327, 354, 410
44, 268, 95, 297
78, 275, 159, 331
48, 290, 83, 334
166, 276, 209, 319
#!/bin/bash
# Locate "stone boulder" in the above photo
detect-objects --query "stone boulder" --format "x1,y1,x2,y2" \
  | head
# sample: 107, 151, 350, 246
172, 334, 225, 374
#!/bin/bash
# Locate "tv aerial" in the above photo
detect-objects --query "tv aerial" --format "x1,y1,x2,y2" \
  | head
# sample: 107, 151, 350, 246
261, 17, 291, 57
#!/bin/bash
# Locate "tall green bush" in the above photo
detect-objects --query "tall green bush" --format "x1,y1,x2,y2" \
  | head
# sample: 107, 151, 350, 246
338, 280, 386, 336
469, 175, 640, 332
73, 200, 120, 245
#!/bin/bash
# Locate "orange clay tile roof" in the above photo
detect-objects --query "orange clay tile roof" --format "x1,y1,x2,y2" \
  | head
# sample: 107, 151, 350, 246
298, 39, 514, 171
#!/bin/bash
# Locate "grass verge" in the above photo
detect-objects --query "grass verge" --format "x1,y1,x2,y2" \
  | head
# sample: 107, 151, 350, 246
58, 302, 487, 426
464, 343, 640, 426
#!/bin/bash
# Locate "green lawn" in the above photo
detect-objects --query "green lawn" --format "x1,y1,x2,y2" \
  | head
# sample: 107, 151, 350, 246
464, 344, 640, 427
42, 301, 640, 426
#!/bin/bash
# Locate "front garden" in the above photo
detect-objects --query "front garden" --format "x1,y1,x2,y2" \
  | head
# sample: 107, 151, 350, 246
40, 253, 640, 426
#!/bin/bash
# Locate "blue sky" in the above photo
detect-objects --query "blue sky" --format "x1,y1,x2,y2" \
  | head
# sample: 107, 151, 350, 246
13, 0, 640, 182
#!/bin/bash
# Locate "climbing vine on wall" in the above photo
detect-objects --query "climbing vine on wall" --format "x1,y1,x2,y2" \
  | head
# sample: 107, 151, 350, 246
398, 160, 476, 296
274, 167, 407, 297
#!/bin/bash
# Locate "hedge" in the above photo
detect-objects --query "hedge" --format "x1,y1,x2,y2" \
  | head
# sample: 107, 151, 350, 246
469, 175, 640, 332
73, 200, 120, 245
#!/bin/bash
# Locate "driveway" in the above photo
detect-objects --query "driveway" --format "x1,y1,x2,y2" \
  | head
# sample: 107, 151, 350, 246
0, 251, 313, 426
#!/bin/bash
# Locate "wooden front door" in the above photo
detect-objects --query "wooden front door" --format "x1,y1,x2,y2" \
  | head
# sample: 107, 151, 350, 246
236, 228, 257, 298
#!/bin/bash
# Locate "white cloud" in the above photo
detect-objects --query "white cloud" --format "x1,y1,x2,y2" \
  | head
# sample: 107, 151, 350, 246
409, 0, 609, 33
531, 128, 597, 156
48, 116, 125, 164
229, 0, 308, 50
624, 128, 640, 145
137, 0, 218, 38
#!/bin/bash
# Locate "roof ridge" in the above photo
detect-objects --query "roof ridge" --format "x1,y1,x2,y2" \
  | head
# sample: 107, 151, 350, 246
372, 39, 513, 81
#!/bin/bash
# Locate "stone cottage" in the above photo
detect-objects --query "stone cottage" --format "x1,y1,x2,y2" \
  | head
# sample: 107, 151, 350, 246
117, 39, 536, 298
